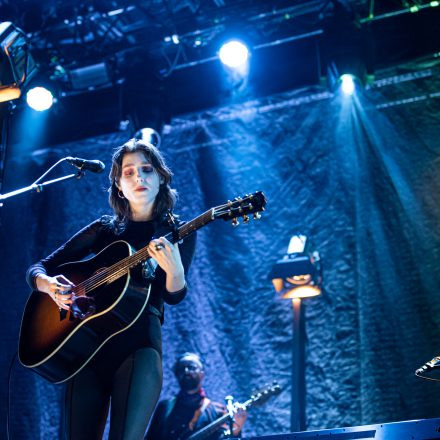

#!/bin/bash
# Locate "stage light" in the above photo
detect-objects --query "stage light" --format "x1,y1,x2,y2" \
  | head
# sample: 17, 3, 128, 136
134, 127, 161, 148
270, 234, 322, 299
270, 235, 322, 299
269, 234, 322, 431
340, 74, 356, 95
0, 22, 37, 103
219, 40, 249, 68
26, 87, 54, 111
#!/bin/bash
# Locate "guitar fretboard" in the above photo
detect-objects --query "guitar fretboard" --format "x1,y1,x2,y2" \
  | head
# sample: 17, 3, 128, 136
72, 209, 214, 296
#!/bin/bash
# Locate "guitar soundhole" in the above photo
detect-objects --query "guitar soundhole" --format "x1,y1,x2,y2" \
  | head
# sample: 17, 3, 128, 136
71, 296, 96, 320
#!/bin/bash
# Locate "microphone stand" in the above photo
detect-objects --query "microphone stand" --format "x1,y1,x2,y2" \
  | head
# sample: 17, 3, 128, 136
0, 158, 84, 207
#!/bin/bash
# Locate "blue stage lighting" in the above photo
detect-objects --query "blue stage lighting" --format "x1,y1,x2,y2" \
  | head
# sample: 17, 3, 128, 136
219, 40, 249, 68
26, 86, 54, 111
340, 74, 356, 95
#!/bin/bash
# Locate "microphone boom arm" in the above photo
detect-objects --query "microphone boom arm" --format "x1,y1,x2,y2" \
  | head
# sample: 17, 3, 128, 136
0, 155, 105, 206
0, 171, 83, 206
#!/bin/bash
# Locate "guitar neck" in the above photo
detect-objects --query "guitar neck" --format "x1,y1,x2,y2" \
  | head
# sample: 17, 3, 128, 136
133, 208, 215, 262
188, 398, 255, 440
72, 189, 266, 297
164, 209, 215, 244
75, 210, 215, 295
187, 412, 231, 440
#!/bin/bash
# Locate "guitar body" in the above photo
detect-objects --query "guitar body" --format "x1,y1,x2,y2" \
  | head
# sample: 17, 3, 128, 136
18, 191, 267, 385
18, 240, 150, 384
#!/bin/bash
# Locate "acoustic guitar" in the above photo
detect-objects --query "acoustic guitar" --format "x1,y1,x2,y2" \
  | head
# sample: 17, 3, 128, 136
18, 192, 266, 384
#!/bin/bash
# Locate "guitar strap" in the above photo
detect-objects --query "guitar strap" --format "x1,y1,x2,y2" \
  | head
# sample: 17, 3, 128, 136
188, 397, 211, 431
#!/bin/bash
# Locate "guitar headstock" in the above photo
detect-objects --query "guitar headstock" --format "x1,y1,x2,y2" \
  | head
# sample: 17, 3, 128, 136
247, 381, 282, 408
213, 191, 267, 226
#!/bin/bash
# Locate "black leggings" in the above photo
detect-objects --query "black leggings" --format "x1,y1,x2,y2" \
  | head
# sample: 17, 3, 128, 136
63, 347, 163, 440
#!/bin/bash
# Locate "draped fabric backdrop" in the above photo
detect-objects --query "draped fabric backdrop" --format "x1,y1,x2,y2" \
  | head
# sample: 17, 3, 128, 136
1, 65, 440, 438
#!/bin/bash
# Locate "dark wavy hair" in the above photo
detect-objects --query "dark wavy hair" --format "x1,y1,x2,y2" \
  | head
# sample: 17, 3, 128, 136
108, 139, 177, 227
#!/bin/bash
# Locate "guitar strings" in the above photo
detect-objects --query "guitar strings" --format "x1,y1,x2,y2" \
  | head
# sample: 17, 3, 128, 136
75, 203, 256, 295
73, 246, 151, 295
71, 209, 217, 296
72, 196, 263, 296
72, 203, 256, 296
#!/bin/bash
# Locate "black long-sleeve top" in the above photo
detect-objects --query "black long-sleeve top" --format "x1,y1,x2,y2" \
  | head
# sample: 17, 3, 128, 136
25, 214, 196, 365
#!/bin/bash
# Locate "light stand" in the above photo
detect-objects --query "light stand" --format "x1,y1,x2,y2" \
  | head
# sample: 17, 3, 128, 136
291, 296, 305, 431
269, 235, 322, 432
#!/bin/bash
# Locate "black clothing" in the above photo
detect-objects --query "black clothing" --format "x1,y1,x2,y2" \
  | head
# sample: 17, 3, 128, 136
26, 214, 196, 439
145, 389, 227, 440
65, 347, 163, 439
26, 215, 196, 319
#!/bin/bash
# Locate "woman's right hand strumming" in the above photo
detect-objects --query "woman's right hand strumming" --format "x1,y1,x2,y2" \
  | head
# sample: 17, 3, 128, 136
35, 274, 74, 311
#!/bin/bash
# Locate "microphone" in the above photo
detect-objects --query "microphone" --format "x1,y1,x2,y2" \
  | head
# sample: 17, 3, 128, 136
66, 157, 105, 173
415, 356, 440, 375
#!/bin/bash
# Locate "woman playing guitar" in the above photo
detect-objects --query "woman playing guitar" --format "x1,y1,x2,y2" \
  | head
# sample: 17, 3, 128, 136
25, 139, 196, 439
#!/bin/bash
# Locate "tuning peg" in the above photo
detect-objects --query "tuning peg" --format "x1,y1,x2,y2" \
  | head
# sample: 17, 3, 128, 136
231, 217, 239, 227
253, 212, 261, 220
243, 214, 249, 224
